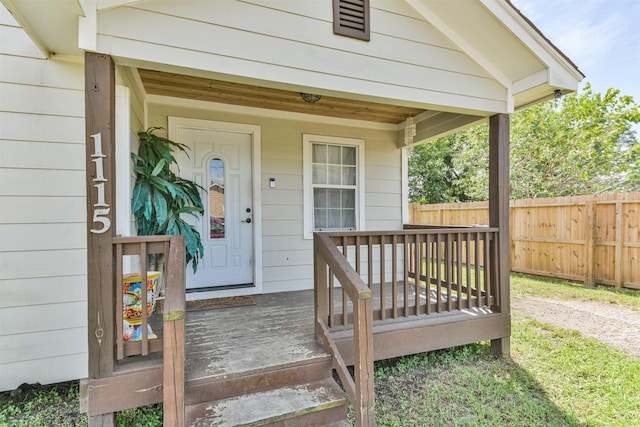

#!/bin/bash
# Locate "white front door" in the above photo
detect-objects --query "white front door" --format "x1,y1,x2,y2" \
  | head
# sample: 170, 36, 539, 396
173, 125, 254, 289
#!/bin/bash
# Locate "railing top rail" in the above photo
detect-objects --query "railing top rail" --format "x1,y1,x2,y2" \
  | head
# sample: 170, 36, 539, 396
113, 235, 180, 244
314, 232, 372, 300
403, 224, 497, 231
324, 227, 499, 238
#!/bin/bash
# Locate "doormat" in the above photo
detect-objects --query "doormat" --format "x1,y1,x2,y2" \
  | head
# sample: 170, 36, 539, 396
186, 295, 256, 312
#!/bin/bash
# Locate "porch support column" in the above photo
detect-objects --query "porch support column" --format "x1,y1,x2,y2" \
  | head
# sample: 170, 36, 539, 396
85, 52, 117, 426
488, 113, 511, 357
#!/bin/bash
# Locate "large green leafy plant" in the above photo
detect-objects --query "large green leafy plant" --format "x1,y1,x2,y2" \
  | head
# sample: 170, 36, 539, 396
131, 127, 204, 272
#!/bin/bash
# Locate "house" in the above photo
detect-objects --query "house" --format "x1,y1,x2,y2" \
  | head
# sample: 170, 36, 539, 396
0, 0, 582, 424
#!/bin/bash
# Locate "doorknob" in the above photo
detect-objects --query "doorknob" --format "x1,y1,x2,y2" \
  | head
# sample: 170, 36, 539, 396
242, 218, 252, 223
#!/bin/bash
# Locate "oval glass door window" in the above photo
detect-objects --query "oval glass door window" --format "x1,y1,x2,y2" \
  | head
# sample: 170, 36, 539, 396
209, 158, 225, 239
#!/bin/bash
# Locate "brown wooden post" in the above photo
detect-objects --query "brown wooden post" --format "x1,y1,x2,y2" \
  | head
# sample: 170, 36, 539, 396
584, 197, 597, 287
163, 235, 186, 426
488, 114, 511, 357
314, 234, 329, 339
353, 297, 374, 427
85, 52, 117, 426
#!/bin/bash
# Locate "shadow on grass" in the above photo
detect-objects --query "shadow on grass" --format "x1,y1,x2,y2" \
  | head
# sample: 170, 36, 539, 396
511, 272, 640, 302
371, 343, 581, 427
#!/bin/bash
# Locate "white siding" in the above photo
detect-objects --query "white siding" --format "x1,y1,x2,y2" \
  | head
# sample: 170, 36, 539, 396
96, 0, 507, 113
0, 11, 87, 390
147, 99, 403, 294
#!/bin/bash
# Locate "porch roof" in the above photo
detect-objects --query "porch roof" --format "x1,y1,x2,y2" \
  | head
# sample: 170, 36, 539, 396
3, 0, 584, 142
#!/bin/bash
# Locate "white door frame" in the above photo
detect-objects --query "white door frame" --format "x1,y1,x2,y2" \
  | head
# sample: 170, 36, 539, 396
168, 117, 263, 299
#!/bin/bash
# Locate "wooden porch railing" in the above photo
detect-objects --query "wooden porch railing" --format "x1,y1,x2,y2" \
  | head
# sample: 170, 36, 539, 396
314, 232, 374, 427
314, 226, 501, 427
112, 235, 185, 426
85, 235, 185, 425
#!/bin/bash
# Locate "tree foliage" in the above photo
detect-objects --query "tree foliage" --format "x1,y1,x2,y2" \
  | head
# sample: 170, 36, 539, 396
409, 84, 640, 203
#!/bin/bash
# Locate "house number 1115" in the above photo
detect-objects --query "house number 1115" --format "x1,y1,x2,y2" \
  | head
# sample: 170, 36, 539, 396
90, 133, 111, 234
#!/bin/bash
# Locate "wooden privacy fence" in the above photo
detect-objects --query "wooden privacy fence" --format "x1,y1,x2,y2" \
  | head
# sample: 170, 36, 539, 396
409, 193, 640, 290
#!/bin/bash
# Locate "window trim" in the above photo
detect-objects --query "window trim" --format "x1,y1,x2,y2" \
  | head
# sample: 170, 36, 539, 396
303, 134, 365, 239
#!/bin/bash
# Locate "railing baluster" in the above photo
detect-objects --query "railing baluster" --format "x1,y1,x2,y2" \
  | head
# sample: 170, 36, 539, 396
392, 234, 398, 319
355, 235, 361, 275
465, 233, 473, 308
403, 235, 410, 316
116, 243, 124, 360
445, 233, 452, 312
435, 234, 442, 313
474, 232, 481, 309
380, 235, 386, 321
140, 242, 149, 356
456, 233, 463, 311
415, 233, 422, 315
342, 237, 349, 326
484, 232, 491, 307
491, 231, 499, 307
329, 270, 335, 327
424, 234, 431, 315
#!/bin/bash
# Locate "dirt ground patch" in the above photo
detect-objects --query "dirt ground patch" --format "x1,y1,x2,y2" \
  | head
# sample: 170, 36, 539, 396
512, 296, 640, 358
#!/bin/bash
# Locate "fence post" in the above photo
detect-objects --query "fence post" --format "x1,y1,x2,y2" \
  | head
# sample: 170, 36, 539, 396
584, 197, 597, 287
614, 202, 623, 288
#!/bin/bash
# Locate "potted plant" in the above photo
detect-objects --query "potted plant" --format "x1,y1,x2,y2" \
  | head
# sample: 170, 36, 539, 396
122, 127, 203, 339
131, 127, 205, 272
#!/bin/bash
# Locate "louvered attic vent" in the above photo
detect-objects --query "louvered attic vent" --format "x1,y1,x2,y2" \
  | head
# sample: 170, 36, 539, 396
333, 0, 370, 41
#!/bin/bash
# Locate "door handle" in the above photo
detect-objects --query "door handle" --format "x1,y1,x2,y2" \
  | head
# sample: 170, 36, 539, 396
242, 218, 252, 223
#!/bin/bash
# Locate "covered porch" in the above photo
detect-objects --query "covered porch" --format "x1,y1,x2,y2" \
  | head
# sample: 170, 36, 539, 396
82, 43, 512, 425
83, 222, 510, 426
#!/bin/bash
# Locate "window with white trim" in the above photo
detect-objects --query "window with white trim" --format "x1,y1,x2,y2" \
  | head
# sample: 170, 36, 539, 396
303, 134, 365, 239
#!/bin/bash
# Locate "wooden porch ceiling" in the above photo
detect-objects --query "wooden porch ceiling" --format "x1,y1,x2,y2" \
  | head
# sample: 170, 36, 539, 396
138, 69, 425, 124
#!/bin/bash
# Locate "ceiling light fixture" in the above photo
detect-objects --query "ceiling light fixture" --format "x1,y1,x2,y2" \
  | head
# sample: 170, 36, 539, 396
300, 93, 322, 104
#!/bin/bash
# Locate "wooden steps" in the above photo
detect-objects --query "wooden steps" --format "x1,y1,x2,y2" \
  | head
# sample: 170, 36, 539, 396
183, 351, 349, 426
186, 378, 348, 426
182, 291, 349, 425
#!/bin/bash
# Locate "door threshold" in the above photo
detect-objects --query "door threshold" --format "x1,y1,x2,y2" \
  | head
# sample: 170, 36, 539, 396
186, 283, 254, 294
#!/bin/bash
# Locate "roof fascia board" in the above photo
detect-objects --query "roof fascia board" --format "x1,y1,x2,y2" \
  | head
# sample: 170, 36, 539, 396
406, 0, 512, 91
480, 0, 584, 82
96, 0, 145, 11
1, 0, 49, 58
513, 69, 548, 94
406, 0, 513, 112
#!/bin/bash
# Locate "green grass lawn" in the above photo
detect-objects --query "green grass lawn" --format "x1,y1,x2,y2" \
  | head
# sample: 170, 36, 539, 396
374, 310, 639, 426
1, 275, 638, 426
511, 272, 640, 308
373, 275, 640, 426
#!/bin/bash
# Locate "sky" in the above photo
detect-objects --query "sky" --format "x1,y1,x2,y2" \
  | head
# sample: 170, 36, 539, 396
511, 0, 640, 103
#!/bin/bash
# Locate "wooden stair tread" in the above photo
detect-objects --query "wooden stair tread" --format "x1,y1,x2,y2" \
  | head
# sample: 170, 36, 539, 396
186, 339, 331, 384
185, 378, 348, 426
